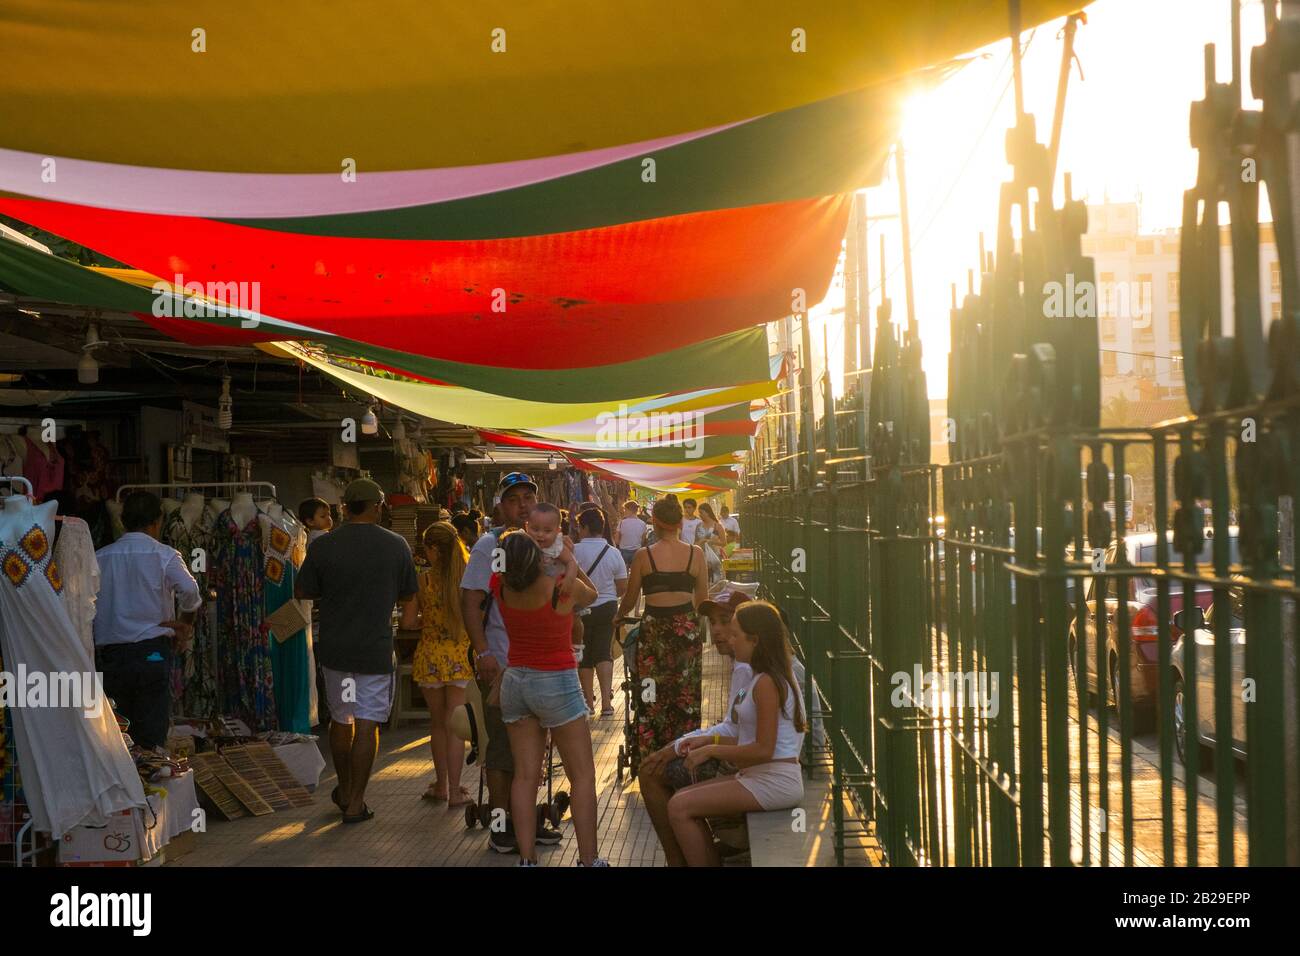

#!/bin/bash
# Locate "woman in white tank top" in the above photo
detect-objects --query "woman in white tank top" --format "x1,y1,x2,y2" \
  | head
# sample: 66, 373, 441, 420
667, 601, 806, 866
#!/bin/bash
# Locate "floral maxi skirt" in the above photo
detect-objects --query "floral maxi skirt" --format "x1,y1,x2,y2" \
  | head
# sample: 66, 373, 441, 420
634, 610, 702, 756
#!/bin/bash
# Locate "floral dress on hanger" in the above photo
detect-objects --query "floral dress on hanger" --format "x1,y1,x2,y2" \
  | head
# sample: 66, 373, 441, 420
162, 507, 220, 718
260, 509, 311, 733
211, 509, 276, 731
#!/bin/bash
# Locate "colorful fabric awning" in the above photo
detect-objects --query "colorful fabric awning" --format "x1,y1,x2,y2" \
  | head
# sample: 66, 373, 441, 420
0, 236, 784, 403
1, 86, 896, 240
270, 340, 775, 435
0, 1, 1089, 173
0, 195, 848, 368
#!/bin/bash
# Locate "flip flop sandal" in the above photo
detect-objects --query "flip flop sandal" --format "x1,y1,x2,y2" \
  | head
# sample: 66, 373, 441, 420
422, 784, 446, 802
601, 706, 616, 717
342, 805, 375, 824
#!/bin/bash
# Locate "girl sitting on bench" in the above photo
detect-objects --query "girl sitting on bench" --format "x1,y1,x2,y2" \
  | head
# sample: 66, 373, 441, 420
667, 600, 807, 866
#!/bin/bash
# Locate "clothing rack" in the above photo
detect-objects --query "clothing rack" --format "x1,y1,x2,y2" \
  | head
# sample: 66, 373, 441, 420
115, 480, 278, 502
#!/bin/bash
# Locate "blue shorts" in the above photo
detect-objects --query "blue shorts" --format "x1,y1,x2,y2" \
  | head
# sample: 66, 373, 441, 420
620, 548, 639, 567
500, 666, 589, 729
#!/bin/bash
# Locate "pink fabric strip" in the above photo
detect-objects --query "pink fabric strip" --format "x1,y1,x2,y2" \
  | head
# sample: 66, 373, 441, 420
0, 120, 748, 218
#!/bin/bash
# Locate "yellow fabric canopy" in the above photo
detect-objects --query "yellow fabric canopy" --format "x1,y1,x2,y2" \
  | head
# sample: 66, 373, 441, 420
265, 342, 776, 431
0, 1, 1088, 172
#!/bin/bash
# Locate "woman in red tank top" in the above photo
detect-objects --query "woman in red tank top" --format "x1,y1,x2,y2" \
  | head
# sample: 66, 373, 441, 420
492, 530, 607, 866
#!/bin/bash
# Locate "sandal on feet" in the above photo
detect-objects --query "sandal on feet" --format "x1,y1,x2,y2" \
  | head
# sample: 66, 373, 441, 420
330, 786, 346, 810
342, 805, 375, 824
422, 783, 446, 802
446, 786, 472, 808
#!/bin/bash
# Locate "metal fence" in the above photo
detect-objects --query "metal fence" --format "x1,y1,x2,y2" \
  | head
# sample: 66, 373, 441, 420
743, 4, 1299, 867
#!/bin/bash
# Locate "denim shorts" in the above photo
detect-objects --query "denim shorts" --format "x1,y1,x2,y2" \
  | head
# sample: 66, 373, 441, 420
500, 666, 589, 729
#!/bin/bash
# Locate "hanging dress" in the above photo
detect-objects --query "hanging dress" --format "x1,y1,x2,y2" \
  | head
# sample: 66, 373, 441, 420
259, 509, 311, 733
162, 507, 220, 718
211, 509, 276, 731
0, 497, 145, 838
52, 515, 98, 658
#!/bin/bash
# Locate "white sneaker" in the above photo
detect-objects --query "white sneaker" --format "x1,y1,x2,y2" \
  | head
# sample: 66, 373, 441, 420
518, 858, 538, 867
577, 858, 610, 867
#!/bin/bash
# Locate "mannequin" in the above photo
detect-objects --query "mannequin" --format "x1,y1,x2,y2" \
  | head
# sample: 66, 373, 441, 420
161, 496, 182, 515
208, 496, 231, 519
259, 498, 283, 520
179, 492, 206, 530
230, 491, 257, 528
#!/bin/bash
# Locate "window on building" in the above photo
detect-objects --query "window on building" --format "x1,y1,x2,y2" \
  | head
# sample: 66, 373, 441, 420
1101, 351, 1118, 376
1271, 261, 1281, 295
1136, 273, 1152, 324
1100, 272, 1115, 317
1273, 299, 1282, 321
1137, 239, 1155, 255
1168, 310, 1180, 342
1101, 317, 1116, 340
1168, 272, 1179, 302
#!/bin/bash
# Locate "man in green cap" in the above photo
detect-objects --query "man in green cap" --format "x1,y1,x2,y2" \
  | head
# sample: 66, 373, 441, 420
296, 477, 418, 823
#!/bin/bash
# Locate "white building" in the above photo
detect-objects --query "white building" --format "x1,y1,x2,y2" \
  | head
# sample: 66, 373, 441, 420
1082, 201, 1281, 402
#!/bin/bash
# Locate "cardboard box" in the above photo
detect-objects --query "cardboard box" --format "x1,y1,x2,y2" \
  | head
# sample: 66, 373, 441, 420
58, 809, 143, 865
166, 734, 196, 758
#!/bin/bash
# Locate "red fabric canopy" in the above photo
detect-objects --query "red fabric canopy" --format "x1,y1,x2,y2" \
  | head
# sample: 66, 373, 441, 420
0, 196, 848, 369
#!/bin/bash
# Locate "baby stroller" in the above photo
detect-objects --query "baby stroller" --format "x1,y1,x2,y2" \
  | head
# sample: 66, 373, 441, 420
458, 667, 570, 831
614, 615, 643, 783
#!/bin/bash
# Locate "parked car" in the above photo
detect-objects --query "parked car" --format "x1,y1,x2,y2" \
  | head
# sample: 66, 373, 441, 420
1067, 528, 1239, 730
1170, 589, 1246, 765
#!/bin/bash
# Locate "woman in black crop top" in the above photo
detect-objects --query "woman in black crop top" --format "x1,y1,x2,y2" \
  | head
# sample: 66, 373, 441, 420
616, 496, 709, 755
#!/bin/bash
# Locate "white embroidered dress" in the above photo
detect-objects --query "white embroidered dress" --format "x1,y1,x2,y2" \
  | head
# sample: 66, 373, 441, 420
0, 497, 145, 838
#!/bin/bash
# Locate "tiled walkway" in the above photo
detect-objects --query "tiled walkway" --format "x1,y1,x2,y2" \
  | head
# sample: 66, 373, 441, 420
171, 637, 736, 867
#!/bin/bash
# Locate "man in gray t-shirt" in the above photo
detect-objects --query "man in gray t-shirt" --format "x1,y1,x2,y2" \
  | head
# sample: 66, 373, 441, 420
296, 478, 417, 824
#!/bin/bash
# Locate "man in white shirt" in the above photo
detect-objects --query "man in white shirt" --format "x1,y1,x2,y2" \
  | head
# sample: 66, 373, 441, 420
94, 491, 202, 749
720, 505, 741, 540
679, 498, 702, 545
614, 499, 647, 567
573, 508, 628, 715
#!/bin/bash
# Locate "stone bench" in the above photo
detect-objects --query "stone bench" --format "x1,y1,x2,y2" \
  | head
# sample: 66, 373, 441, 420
745, 771, 839, 867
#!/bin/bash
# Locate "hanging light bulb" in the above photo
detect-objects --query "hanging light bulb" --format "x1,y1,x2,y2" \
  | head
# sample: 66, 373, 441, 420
77, 350, 99, 385
392, 418, 406, 441
77, 323, 101, 384
361, 405, 379, 435
218, 374, 233, 429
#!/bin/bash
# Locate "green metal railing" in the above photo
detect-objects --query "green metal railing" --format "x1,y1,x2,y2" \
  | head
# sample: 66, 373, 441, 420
744, 3, 1299, 866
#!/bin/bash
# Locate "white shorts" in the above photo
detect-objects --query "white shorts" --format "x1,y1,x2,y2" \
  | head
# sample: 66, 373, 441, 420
418, 679, 470, 690
735, 761, 804, 811
323, 667, 395, 724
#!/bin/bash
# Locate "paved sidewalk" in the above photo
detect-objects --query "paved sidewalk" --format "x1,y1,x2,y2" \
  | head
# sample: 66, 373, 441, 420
170, 639, 735, 867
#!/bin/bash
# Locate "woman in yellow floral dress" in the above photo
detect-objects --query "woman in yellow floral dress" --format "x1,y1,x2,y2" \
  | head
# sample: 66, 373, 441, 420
400, 522, 474, 805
